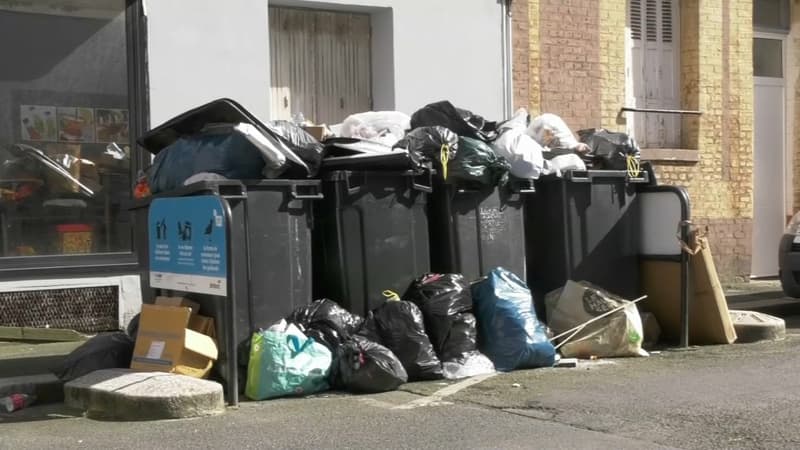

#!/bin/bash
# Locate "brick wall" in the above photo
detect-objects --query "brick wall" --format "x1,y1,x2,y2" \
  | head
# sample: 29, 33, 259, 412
536, 0, 601, 130
521, 0, 755, 281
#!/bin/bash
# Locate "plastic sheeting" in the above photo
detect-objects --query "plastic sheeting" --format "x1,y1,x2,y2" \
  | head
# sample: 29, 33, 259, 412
265, 120, 325, 176
471, 268, 556, 371
340, 111, 411, 147
493, 109, 546, 179
527, 113, 581, 150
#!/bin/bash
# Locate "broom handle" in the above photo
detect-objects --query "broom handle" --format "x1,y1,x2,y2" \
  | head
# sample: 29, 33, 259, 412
549, 295, 649, 343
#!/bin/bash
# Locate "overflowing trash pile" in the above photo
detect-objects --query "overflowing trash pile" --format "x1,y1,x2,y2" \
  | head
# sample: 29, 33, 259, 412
45, 97, 739, 408
132, 98, 645, 198
244, 267, 559, 399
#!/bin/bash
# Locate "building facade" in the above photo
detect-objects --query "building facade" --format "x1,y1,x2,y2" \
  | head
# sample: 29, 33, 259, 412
513, 0, 779, 282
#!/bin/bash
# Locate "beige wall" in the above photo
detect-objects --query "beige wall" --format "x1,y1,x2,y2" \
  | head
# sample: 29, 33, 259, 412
515, 0, 755, 281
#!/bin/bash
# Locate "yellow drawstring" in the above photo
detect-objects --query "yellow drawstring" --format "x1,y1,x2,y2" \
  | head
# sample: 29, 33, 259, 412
382, 290, 401, 301
440, 144, 450, 180
626, 154, 641, 178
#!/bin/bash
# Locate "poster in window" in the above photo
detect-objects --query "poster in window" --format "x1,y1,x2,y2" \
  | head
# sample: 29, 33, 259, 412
95, 108, 129, 144
20, 105, 57, 142
57, 107, 95, 142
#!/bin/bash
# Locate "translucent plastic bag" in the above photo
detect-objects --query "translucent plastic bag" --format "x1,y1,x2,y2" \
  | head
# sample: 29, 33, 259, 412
527, 113, 580, 150
340, 111, 411, 147
245, 320, 332, 400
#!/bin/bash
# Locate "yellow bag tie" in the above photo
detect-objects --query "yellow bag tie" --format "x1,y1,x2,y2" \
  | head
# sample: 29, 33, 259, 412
626, 154, 641, 179
440, 144, 450, 180
382, 290, 401, 301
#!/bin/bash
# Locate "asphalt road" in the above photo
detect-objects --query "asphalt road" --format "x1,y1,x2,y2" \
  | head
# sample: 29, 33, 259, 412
2, 291, 800, 450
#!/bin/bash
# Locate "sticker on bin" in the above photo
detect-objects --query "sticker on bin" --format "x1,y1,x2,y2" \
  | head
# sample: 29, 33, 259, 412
148, 196, 228, 296
794, 235, 800, 244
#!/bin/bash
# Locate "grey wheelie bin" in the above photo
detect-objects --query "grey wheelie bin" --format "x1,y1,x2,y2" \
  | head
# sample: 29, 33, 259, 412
312, 168, 432, 317
428, 178, 535, 281
524, 169, 649, 318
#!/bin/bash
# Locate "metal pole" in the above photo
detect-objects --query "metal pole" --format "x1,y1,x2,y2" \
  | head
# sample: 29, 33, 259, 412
679, 220, 691, 348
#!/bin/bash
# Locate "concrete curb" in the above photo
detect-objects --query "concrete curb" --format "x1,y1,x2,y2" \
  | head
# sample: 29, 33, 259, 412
65, 369, 225, 421
0, 374, 63, 404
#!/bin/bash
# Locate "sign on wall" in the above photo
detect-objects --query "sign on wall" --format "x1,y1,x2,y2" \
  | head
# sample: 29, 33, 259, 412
148, 196, 228, 296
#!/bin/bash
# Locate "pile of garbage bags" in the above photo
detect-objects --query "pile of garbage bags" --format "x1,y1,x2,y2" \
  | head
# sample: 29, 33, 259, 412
134, 97, 645, 197
244, 267, 560, 400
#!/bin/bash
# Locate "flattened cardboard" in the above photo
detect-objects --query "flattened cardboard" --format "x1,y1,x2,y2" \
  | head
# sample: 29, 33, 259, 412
188, 314, 216, 339
155, 296, 201, 315
131, 304, 218, 378
640, 236, 737, 345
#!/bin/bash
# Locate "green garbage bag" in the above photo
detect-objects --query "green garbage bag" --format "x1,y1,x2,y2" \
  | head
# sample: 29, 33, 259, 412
245, 321, 332, 400
448, 137, 510, 187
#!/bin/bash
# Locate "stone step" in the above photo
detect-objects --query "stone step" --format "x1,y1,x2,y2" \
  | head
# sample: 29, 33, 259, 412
65, 369, 225, 421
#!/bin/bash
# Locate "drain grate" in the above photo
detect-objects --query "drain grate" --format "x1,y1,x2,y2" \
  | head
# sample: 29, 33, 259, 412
0, 286, 119, 333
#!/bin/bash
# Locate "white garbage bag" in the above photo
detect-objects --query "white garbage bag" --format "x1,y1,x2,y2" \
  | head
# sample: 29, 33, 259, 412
527, 113, 581, 150
493, 109, 546, 179
340, 111, 411, 147
442, 352, 495, 380
542, 153, 586, 177
545, 281, 648, 358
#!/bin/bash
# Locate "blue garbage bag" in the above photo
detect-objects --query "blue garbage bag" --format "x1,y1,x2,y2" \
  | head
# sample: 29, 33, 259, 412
148, 124, 272, 194
471, 267, 556, 371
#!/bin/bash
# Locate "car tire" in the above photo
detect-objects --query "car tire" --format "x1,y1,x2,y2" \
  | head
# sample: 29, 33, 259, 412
779, 269, 800, 298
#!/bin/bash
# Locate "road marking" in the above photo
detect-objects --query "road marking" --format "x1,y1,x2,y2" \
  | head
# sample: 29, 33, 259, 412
392, 373, 498, 410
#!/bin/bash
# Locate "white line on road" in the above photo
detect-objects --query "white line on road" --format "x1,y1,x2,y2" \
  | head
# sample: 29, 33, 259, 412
392, 373, 498, 410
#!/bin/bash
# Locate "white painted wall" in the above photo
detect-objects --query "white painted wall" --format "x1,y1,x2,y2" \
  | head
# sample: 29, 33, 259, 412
145, 0, 505, 125
144, 0, 271, 125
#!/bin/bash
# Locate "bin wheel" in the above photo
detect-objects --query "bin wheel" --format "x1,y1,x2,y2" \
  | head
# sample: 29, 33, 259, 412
780, 270, 800, 298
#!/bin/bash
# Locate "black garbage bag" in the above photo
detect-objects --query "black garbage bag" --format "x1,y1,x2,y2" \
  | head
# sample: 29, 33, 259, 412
331, 336, 408, 393
410, 101, 497, 141
404, 273, 478, 362
286, 299, 364, 352
393, 126, 458, 179
577, 128, 641, 170
265, 120, 325, 176
449, 137, 510, 187
54, 332, 134, 382
359, 300, 443, 380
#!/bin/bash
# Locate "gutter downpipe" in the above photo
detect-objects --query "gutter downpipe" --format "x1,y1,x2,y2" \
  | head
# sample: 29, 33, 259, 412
500, 0, 514, 119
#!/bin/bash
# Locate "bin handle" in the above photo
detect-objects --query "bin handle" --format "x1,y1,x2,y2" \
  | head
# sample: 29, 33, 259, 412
344, 172, 363, 195
410, 169, 433, 193
290, 190, 324, 200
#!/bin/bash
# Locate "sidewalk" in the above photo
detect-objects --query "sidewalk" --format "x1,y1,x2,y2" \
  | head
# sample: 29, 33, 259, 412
0, 279, 792, 407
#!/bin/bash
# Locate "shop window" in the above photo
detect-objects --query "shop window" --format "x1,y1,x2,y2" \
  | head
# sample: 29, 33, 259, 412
0, 1, 133, 258
269, 6, 372, 124
626, 0, 681, 148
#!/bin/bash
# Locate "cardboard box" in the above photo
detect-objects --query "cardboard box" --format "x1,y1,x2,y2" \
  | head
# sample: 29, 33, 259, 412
640, 236, 737, 345
188, 314, 216, 339
155, 296, 201, 316
302, 125, 331, 141
130, 304, 218, 378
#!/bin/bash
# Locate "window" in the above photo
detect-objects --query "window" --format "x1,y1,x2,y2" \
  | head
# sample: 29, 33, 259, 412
269, 7, 372, 124
626, 0, 680, 148
753, 0, 790, 32
0, 1, 136, 259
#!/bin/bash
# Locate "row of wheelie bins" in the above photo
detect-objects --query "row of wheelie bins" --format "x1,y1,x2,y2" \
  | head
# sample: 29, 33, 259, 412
134, 166, 648, 397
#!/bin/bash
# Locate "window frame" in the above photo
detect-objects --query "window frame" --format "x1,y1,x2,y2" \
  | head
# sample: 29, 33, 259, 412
0, 0, 149, 280
625, 0, 683, 150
